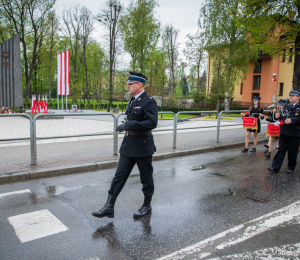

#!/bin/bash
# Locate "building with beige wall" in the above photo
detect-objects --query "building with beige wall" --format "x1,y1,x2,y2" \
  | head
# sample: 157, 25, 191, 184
207, 51, 295, 105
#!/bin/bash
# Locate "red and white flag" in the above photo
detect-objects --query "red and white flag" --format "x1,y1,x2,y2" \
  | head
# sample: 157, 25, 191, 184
44, 96, 48, 114
31, 95, 37, 115
44, 96, 48, 113
31, 95, 34, 115
42, 95, 45, 113
34, 95, 37, 114
38, 96, 41, 114
66, 50, 70, 96
57, 52, 66, 95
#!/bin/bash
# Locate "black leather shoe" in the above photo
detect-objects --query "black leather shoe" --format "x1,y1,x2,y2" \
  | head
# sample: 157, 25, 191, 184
265, 152, 271, 159
264, 145, 269, 149
133, 196, 152, 218
92, 195, 117, 218
287, 169, 294, 174
268, 167, 279, 173
241, 148, 248, 152
250, 148, 256, 153
276, 147, 279, 149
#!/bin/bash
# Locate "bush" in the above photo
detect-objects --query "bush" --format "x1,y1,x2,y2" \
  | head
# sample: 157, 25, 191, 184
88, 104, 94, 109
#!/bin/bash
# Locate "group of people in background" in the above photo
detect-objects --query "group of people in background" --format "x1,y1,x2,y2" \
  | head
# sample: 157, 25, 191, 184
241, 89, 300, 174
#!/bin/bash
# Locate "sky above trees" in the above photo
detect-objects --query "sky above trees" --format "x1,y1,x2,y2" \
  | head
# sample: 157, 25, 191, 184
55, 0, 205, 60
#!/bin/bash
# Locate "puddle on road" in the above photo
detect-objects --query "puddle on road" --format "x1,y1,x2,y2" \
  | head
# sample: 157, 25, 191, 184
209, 172, 226, 177
226, 187, 270, 203
35, 184, 94, 197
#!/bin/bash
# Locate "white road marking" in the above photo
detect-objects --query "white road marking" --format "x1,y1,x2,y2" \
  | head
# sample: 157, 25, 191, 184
0, 189, 31, 198
157, 200, 300, 260
207, 243, 300, 259
8, 209, 69, 243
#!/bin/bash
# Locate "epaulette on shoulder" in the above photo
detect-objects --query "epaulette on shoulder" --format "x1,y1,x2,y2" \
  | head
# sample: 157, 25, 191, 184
147, 94, 153, 99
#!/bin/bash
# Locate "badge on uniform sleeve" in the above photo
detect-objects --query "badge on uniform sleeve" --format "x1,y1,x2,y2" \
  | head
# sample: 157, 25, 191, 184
296, 112, 299, 117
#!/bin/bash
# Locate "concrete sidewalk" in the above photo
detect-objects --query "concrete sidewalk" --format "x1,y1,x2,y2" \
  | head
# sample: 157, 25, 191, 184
0, 111, 269, 183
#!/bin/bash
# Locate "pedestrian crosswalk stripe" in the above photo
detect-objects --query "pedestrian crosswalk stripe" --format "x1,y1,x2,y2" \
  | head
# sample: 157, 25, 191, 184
206, 243, 300, 259
8, 209, 69, 243
157, 199, 300, 260
0, 189, 31, 198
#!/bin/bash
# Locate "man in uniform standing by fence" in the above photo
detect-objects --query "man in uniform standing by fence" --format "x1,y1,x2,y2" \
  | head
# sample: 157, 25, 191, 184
92, 72, 158, 219
268, 89, 300, 173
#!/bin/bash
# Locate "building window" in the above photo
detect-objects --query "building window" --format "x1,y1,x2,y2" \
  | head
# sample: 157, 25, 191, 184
240, 83, 243, 95
282, 49, 286, 62
289, 48, 293, 62
254, 60, 262, 73
279, 83, 284, 96
253, 75, 261, 90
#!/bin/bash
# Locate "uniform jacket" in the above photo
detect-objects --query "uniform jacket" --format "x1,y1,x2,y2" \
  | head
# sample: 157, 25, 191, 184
266, 109, 276, 123
245, 107, 264, 124
120, 91, 158, 157
279, 101, 300, 137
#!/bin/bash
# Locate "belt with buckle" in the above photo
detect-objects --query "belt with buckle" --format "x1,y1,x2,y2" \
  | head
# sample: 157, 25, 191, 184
125, 131, 152, 136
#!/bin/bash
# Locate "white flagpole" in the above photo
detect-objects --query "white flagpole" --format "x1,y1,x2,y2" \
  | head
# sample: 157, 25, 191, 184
66, 50, 70, 112
57, 52, 60, 110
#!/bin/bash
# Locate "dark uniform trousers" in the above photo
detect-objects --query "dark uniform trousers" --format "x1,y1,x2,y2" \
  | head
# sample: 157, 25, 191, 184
108, 154, 154, 198
272, 134, 300, 171
108, 91, 158, 198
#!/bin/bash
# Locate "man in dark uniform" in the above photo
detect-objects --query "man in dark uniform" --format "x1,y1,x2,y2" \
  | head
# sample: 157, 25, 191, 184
268, 90, 300, 173
92, 72, 158, 219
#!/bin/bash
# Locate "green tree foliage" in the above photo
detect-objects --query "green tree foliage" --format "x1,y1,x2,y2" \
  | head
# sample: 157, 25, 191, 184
79, 6, 94, 105
183, 30, 206, 92
39, 10, 59, 103
151, 49, 168, 109
120, 0, 160, 73
200, 0, 255, 110
239, 0, 300, 89
162, 24, 179, 94
0, 0, 56, 102
87, 43, 107, 104
97, 0, 123, 106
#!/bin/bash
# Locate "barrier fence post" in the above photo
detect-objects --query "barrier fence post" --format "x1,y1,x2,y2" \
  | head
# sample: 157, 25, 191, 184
113, 114, 118, 155
31, 117, 37, 165
216, 111, 223, 143
114, 113, 125, 155
173, 113, 177, 148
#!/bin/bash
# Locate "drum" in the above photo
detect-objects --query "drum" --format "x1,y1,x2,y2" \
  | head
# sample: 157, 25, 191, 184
243, 117, 258, 132
266, 123, 280, 138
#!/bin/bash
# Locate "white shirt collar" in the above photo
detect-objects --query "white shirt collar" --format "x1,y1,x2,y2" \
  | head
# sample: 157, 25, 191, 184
134, 91, 145, 100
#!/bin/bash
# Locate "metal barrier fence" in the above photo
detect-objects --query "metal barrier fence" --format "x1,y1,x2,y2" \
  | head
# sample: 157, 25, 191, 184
0, 110, 272, 166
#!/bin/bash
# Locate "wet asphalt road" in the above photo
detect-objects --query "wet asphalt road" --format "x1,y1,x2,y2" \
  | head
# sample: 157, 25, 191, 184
1, 146, 300, 259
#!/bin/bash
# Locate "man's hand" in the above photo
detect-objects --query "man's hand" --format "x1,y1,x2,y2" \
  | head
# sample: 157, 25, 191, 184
275, 113, 280, 118
285, 118, 292, 124
116, 123, 125, 132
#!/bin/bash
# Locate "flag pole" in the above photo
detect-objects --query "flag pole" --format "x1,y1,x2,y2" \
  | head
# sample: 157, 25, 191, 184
57, 51, 59, 111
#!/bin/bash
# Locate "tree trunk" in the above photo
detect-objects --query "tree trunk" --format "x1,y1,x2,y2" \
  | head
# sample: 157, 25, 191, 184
293, 29, 300, 90
83, 46, 90, 105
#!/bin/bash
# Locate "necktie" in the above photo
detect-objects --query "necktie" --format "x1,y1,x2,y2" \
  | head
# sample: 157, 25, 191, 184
130, 97, 135, 108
